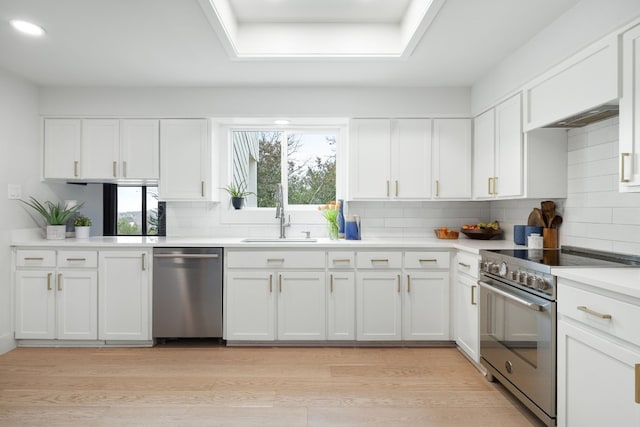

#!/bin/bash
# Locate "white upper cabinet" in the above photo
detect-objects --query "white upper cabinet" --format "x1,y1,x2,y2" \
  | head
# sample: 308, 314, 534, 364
432, 119, 472, 199
43, 119, 81, 179
43, 118, 160, 182
82, 119, 120, 180
349, 119, 393, 199
391, 119, 433, 199
120, 119, 160, 180
159, 119, 213, 201
620, 24, 640, 191
523, 34, 619, 131
473, 94, 523, 199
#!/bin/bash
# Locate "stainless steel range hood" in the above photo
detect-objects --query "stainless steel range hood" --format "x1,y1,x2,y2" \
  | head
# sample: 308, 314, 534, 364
542, 103, 619, 128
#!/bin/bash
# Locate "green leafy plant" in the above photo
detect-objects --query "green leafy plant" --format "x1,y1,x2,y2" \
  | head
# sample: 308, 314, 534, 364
20, 197, 84, 225
73, 214, 92, 227
221, 180, 255, 198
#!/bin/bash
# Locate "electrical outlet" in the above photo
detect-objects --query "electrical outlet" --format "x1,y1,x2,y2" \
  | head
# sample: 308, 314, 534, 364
8, 184, 21, 200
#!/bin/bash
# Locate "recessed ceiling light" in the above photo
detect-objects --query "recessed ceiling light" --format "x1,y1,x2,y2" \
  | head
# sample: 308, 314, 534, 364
274, 119, 290, 125
10, 19, 46, 37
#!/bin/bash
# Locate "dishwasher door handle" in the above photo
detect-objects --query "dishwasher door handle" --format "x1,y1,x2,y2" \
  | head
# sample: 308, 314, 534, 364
154, 254, 220, 259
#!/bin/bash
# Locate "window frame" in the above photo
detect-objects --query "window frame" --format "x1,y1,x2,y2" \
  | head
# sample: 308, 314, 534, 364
217, 121, 348, 225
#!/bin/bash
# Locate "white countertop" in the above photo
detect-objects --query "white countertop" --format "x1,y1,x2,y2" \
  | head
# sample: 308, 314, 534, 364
553, 267, 640, 300
10, 234, 523, 254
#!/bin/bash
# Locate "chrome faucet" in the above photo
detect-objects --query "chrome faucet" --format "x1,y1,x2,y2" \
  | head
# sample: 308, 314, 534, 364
275, 184, 290, 238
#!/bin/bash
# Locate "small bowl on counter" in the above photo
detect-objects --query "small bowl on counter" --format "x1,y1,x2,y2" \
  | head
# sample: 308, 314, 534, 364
434, 228, 459, 239
460, 228, 503, 240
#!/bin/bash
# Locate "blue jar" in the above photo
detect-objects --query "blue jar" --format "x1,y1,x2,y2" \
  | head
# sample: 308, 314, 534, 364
337, 199, 345, 238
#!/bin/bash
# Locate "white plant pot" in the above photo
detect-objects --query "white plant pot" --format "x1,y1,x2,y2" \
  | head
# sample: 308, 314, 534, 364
46, 225, 66, 240
75, 226, 91, 239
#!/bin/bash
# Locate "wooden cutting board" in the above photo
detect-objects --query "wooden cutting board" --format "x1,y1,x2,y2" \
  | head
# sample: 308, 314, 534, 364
527, 208, 546, 227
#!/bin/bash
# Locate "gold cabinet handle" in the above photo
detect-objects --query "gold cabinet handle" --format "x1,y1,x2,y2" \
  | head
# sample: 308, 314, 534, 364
66, 258, 86, 262
113, 161, 117, 177
47, 272, 52, 291
74, 161, 79, 177
330, 274, 334, 293
636, 364, 640, 403
395, 180, 399, 197
123, 161, 127, 178
141, 253, 147, 271
407, 275, 411, 293
57, 273, 62, 291
577, 305, 612, 319
386, 180, 390, 197
371, 259, 389, 264
269, 274, 273, 293
419, 259, 437, 263
278, 274, 282, 293
201, 181, 205, 197
621, 152, 631, 183
458, 262, 470, 269
332, 259, 351, 264
24, 257, 44, 261
267, 258, 285, 263
471, 285, 477, 305
493, 177, 498, 195
397, 274, 401, 293
487, 177, 492, 195
435, 180, 440, 197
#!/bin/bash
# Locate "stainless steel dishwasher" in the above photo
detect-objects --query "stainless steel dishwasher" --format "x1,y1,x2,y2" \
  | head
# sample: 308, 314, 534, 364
152, 247, 223, 338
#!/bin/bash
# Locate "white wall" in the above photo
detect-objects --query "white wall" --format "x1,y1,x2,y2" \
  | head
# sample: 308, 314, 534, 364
471, 0, 640, 113
38, 86, 471, 118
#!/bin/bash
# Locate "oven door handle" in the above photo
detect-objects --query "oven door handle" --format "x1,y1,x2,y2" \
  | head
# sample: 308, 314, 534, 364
478, 280, 542, 312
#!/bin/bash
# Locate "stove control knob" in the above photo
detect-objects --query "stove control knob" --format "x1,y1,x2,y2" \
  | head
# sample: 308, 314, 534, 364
526, 275, 535, 287
519, 272, 528, 284
535, 277, 550, 291
510, 270, 519, 281
499, 262, 508, 277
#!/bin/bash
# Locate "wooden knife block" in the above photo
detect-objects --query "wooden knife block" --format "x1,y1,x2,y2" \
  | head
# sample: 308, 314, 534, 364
543, 228, 558, 248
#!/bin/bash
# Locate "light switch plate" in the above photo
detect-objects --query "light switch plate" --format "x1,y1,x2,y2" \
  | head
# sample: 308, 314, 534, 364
8, 184, 21, 199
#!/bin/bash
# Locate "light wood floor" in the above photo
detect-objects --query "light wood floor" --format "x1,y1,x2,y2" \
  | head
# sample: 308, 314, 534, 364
0, 344, 545, 426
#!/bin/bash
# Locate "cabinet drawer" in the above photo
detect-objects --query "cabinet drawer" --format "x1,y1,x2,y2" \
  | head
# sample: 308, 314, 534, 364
404, 251, 450, 269
356, 252, 402, 269
227, 251, 325, 269
16, 250, 56, 268
558, 281, 640, 347
57, 250, 98, 268
455, 251, 480, 279
328, 251, 355, 269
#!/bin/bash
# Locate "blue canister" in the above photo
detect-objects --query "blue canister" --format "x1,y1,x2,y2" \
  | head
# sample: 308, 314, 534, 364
525, 225, 543, 240
514, 225, 526, 245
345, 215, 360, 240
337, 199, 345, 239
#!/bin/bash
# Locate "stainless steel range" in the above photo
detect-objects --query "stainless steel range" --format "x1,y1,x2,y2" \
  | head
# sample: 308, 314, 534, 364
478, 246, 639, 427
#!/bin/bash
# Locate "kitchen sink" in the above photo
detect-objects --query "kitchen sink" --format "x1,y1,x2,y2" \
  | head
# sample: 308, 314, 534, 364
241, 238, 318, 243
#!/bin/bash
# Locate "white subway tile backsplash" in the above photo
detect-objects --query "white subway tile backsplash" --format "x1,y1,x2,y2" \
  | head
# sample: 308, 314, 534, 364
567, 132, 588, 151
565, 207, 612, 224
612, 208, 640, 225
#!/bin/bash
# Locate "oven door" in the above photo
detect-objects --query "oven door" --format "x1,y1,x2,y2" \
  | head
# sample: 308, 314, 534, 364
479, 275, 556, 419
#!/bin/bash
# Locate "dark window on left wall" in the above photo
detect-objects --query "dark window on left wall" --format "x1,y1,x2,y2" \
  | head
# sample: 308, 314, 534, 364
103, 184, 165, 236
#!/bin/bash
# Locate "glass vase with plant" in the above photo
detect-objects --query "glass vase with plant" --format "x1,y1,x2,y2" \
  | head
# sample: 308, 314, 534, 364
318, 200, 340, 240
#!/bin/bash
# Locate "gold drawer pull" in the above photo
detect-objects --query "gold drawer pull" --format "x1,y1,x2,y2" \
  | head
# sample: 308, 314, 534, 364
471, 285, 477, 305
621, 152, 630, 183
577, 305, 612, 320
419, 259, 438, 263
278, 274, 282, 293
397, 274, 401, 293
47, 273, 52, 291
57, 273, 62, 291
66, 258, 86, 262
458, 262, 470, 268
407, 275, 411, 293
371, 259, 389, 263
332, 259, 351, 263
267, 258, 285, 263
24, 257, 44, 261
330, 274, 334, 293
269, 274, 273, 293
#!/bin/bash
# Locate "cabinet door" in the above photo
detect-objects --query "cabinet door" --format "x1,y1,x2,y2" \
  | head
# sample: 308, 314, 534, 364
392, 119, 432, 199
43, 119, 81, 179
349, 119, 391, 199
557, 320, 640, 427
327, 271, 355, 340
120, 119, 159, 180
433, 119, 472, 199
455, 274, 479, 362
495, 95, 523, 198
225, 271, 275, 341
159, 119, 209, 200
357, 271, 402, 340
277, 271, 326, 340
472, 109, 495, 199
620, 24, 640, 191
403, 271, 450, 340
82, 119, 120, 180
15, 271, 55, 339
56, 270, 98, 340
99, 251, 151, 341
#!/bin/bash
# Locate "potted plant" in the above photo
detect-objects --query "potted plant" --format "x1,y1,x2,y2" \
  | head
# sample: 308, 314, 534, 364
221, 180, 255, 210
73, 214, 92, 239
19, 197, 84, 240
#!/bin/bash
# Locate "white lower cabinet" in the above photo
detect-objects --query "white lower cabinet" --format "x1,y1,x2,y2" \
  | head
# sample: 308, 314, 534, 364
98, 250, 151, 341
15, 250, 98, 341
327, 271, 356, 340
557, 278, 640, 427
454, 250, 480, 362
225, 250, 326, 341
357, 270, 403, 340
403, 271, 449, 340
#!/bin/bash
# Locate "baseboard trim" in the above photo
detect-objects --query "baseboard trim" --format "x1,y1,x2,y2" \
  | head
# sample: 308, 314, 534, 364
0, 333, 16, 355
